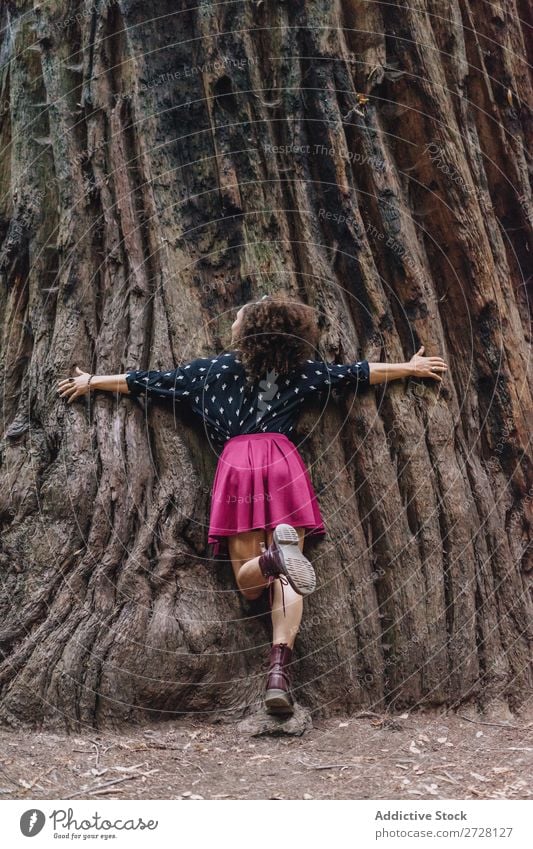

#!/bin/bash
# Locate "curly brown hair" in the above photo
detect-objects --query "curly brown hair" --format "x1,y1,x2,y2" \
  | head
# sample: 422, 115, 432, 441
231, 293, 320, 384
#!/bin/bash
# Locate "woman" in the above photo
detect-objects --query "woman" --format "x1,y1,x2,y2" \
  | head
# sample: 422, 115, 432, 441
56, 293, 448, 716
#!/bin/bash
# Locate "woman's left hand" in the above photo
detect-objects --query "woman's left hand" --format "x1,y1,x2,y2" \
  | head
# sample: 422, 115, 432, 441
409, 346, 448, 382
56, 366, 92, 403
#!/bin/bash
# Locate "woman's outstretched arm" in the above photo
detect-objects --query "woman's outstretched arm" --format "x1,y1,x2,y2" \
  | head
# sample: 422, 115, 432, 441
57, 366, 130, 403
368, 345, 448, 386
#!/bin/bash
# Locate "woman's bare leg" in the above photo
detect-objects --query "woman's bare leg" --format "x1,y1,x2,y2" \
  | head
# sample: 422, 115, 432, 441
266, 527, 304, 649
227, 529, 268, 600
227, 527, 306, 649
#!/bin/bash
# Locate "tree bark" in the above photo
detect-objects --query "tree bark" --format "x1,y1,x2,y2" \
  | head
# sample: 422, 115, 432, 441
0, 0, 531, 730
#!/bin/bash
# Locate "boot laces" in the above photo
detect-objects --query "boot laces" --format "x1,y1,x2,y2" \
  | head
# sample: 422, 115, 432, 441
267, 573, 290, 617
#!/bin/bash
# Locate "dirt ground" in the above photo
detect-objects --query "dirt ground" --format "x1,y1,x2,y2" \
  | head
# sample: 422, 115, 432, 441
1, 706, 532, 801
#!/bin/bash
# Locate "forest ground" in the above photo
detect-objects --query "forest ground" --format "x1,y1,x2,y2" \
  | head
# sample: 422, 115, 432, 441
1, 706, 531, 800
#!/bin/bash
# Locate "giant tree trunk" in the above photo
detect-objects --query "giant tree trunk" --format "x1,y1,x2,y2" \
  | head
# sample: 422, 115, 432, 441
0, 0, 531, 730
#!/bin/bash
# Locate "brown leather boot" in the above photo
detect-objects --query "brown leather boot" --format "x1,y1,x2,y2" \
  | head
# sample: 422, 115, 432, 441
264, 642, 294, 715
258, 524, 316, 596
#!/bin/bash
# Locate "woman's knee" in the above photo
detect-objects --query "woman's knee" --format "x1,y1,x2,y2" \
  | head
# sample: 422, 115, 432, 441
232, 558, 266, 600
239, 585, 264, 601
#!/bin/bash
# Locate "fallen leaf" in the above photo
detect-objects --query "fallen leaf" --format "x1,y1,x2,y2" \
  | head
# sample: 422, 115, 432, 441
423, 783, 439, 795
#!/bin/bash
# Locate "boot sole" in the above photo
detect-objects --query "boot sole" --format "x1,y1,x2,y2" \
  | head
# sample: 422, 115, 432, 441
273, 524, 316, 595
265, 688, 294, 715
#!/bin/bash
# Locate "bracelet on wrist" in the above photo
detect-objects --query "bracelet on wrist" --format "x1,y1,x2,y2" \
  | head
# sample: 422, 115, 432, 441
87, 375, 94, 390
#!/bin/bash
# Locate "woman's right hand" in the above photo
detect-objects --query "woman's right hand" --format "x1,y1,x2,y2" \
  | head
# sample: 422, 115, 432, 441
56, 366, 92, 403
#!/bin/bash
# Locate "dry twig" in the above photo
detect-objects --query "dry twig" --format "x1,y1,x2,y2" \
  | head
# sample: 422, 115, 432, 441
68, 775, 139, 798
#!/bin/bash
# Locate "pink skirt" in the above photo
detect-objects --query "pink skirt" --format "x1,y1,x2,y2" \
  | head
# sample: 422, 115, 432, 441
208, 432, 326, 558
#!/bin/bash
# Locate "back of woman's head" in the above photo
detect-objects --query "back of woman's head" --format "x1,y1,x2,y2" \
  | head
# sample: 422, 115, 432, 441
233, 292, 320, 383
